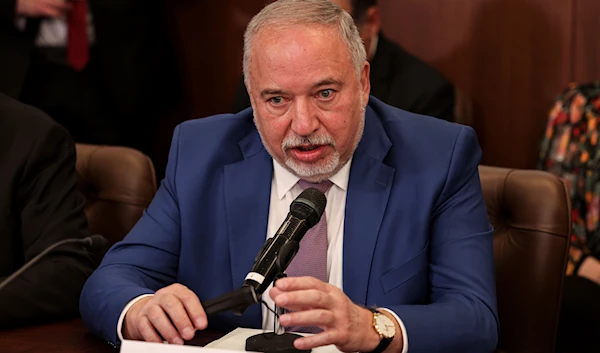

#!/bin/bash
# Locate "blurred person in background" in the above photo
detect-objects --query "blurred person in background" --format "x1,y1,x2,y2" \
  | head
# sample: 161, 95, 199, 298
0, 92, 100, 328
231, 0, 456, 122
538, 81, 600, 353
0, 0, 181, 166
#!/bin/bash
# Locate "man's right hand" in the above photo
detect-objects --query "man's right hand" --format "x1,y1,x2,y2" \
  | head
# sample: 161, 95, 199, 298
123, 284, 208, 345
16, 0, 71, 18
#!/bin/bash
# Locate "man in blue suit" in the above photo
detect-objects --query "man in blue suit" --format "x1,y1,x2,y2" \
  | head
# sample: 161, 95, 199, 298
80, 0, 499, 352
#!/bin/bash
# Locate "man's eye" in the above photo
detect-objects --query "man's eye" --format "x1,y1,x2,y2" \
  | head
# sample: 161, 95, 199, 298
270, 96, 284, 105
319, 89, 333, 99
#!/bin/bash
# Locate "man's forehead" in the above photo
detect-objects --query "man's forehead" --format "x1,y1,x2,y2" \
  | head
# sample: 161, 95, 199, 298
252, 25, 346, 62
249, 34, 351, 94
252, 23, 343, 58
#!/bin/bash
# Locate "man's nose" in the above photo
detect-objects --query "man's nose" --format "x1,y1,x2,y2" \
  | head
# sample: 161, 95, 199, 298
290, 98, 319, 137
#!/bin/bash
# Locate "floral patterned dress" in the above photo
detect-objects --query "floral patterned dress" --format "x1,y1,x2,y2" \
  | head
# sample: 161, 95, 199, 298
538, 82, 600, 275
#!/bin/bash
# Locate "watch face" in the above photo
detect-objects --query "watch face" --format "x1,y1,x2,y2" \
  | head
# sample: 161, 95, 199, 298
375, 314, 395, 338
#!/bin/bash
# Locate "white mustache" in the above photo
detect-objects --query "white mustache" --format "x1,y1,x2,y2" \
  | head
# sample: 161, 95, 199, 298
281, 134, 336, 150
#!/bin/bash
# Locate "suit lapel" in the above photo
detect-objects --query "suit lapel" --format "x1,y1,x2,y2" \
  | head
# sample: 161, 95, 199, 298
343, 103, 395, 305
224, 129, 273, 326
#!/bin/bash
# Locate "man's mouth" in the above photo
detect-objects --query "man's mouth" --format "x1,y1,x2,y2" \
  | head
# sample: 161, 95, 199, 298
295, 145, 321, 152
289, 144, 328, 162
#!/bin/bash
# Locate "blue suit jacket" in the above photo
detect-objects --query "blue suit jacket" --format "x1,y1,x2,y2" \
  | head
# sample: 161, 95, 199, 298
80, 97, 499, 352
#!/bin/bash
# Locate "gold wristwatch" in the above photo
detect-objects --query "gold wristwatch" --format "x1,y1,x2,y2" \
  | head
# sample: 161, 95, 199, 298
365, 308, 395, 353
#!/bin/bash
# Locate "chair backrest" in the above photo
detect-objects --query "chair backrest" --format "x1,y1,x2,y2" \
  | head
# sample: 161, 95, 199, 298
479, 165, 570, 353
75, 144, 157, 245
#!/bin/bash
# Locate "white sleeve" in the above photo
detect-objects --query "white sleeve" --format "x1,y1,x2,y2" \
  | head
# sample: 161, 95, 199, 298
116, 294, 155, 341
378, 308, 408, 353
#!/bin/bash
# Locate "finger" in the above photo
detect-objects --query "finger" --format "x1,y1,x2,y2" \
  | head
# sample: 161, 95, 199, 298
158, 294, 197, 341
179, 291, 207, 330
145, 305, 184, 345
294, 330, 339, 350
42, 0, 70, 7
39, 4, 64, 17
274, 289, 333, 310
270, 287, 314, 310
40, 3, 71, 17
52, 1, 71, 11
42, 1, 71, 14
275, 276, 329, 292
279, 309, 334, 328
269, 286, 283, 300
137, 315, 164, 343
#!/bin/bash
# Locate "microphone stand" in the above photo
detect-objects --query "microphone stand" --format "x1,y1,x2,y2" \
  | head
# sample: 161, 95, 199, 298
245, 241, 310, 353
274, 294, 285, 335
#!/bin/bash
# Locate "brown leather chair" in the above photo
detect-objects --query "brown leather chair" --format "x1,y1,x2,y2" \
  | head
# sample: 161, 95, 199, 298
75, 144, 157, 245
480, 166, 571, 353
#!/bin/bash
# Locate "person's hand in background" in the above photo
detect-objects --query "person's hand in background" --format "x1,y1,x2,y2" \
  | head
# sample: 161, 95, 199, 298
579, 256, 600, 285
16, 0, 71, 18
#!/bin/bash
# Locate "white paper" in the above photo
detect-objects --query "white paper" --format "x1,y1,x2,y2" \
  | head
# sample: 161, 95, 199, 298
120, 328, 342, 353
206, 328, 342, 353
121, 340, 237, 353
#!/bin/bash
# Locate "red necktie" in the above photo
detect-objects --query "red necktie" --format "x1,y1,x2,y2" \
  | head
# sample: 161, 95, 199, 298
67, 0, 89, 71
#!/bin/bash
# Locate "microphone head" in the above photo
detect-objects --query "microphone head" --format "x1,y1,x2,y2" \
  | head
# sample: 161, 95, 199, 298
290, 187, 327, 227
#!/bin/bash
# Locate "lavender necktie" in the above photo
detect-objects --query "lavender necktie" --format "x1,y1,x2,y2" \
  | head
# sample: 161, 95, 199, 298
284, 179, 333, 333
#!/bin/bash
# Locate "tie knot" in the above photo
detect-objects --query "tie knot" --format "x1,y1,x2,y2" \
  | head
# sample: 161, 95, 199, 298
298, 180, 333, 194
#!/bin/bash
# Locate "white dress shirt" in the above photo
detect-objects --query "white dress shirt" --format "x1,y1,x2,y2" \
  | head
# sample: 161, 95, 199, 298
117, 158, 408, 352
260, 159, 351, 331
35, 12, 96, 47
15, 12, 95, 47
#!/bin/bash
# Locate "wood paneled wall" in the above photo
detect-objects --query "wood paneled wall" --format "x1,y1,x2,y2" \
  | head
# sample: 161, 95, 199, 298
160, 0, 598, 171
573, 0, 600, 83
378, 0, 576, 168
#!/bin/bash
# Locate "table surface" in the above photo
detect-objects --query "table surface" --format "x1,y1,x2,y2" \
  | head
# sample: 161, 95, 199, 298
0, 319, 225, 352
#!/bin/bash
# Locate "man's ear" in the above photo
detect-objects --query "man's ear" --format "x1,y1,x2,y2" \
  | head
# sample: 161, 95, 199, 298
360, 61, 371, 105
363, 6, 381, 39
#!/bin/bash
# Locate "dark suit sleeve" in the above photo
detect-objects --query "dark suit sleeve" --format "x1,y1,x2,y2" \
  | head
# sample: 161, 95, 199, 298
0, 0, 17, 28
390, 127, 499, 352
413, 80, 455, 122
230, 76, 252, 113
0, 123, 96, 328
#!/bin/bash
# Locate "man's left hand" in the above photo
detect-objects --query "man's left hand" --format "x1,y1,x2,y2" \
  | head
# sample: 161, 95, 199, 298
269, 276, 401, 353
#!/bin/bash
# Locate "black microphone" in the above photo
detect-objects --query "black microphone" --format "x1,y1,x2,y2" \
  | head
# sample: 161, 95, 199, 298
241, 188, 326, 298
202, 188, 327, 316
0, 234, 109, 292
201, 188, 327, 317
203, 286, 259, 316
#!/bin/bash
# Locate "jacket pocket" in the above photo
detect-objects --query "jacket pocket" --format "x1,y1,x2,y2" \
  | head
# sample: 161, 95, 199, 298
380, 242, 429, 294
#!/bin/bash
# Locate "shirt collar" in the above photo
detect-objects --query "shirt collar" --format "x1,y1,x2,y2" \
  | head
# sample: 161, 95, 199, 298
273, 157, 353, 200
